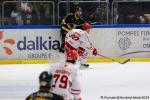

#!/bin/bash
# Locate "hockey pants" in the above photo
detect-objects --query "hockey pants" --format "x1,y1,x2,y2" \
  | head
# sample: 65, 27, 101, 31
65, 42, 88, 65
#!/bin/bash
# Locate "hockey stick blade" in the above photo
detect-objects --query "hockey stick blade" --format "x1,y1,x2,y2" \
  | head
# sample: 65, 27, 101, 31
110, 58, 130, 64
120, 59, 130, 64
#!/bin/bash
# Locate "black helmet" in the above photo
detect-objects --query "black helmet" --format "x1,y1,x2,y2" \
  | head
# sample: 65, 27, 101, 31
39, 71, 52, 86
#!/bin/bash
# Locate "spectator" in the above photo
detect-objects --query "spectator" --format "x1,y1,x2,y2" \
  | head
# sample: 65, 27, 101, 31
114, 1, 150, 24
11, 0, 32, 25
88, 2, 108, 24
31, 2, 53, 25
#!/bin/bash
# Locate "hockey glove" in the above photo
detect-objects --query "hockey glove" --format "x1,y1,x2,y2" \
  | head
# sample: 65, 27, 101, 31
92, 48, 98, 56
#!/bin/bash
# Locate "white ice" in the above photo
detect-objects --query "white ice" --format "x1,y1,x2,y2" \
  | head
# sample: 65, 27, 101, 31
0, 62, 150, 100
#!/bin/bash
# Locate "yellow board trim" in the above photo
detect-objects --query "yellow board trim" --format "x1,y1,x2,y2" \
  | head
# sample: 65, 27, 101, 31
0, 60, 48, 64
87, 58, 150, 63
1, 58, 150, 64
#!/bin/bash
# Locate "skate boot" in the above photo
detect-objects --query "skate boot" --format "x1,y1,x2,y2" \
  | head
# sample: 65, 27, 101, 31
80, 63, 89, 69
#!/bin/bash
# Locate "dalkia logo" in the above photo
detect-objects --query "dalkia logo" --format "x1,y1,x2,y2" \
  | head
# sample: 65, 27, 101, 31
17, 36, 60, 50
0, 31, 15, 55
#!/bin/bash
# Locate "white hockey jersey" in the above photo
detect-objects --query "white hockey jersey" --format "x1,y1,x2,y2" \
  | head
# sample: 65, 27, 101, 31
49, 62, 81, 100
65, 29, 94, 51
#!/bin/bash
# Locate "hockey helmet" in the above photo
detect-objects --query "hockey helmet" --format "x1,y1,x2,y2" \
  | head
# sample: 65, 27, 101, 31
82, 22, 92, 30
39, 71, 52, 86
67, 50, 78, 62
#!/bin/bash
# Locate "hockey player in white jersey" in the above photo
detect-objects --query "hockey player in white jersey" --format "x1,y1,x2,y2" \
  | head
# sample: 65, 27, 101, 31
49, 50, 82, 100
65, 22, 98, 68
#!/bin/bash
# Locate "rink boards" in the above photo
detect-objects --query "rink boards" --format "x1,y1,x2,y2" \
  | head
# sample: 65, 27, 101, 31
1, 24, 150, 64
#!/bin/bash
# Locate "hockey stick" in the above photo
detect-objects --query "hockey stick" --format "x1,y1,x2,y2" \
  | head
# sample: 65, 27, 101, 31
97, 53, 130, 64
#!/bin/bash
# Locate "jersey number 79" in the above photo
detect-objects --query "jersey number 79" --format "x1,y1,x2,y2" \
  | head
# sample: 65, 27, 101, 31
52, 74, 69, 89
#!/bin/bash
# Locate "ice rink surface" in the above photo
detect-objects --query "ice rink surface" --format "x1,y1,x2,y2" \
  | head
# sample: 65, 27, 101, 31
0, 62, 150, 100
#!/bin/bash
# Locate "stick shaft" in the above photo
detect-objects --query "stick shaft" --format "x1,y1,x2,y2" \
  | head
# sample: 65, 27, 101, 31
97, 53, 114, 61
97, 53, 129, 64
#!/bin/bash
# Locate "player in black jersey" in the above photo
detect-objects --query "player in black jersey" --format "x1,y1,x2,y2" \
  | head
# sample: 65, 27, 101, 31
59, 6, 85, 53
25, 71, 64, 100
